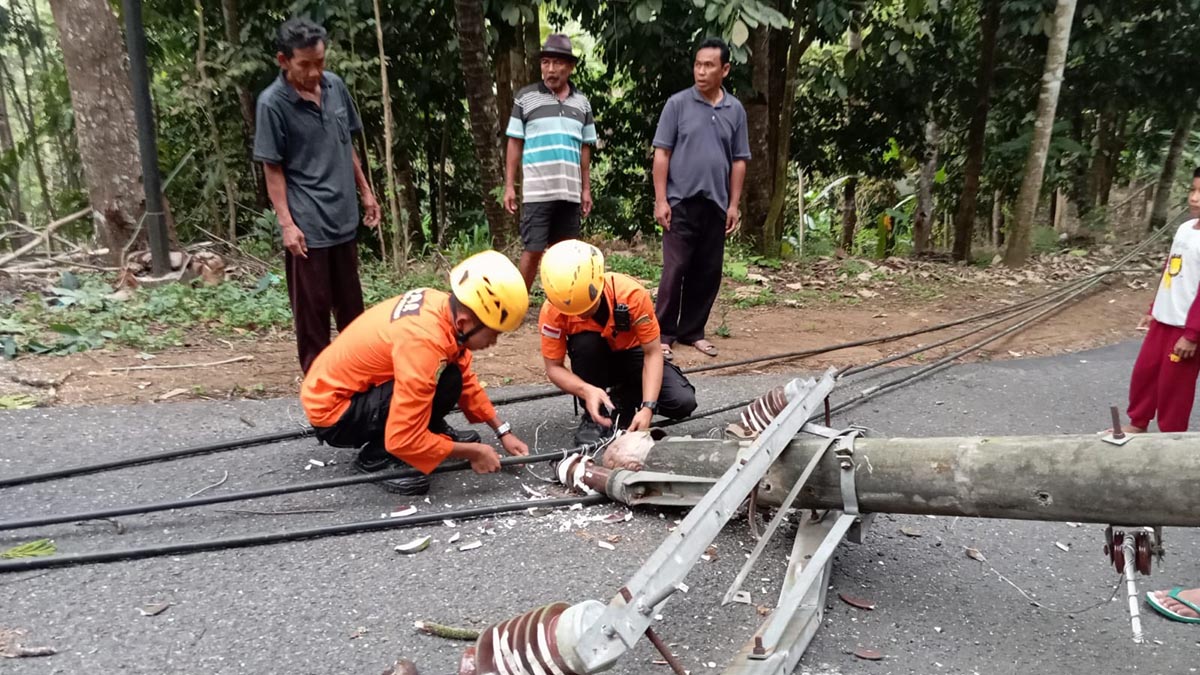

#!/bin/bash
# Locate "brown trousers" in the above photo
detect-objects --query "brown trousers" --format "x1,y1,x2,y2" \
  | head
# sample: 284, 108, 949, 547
285, 239, 364, 373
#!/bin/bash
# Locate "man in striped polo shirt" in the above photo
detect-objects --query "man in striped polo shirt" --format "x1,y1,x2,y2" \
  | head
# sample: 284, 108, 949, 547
504, 33, 598, 290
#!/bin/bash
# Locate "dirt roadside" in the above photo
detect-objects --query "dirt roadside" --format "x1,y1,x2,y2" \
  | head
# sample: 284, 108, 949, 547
0, 264, 1154, 409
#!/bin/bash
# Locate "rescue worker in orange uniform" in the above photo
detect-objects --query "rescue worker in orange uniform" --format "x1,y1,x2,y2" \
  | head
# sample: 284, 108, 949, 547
301, 250, 531, 494
538, 240, 697, 447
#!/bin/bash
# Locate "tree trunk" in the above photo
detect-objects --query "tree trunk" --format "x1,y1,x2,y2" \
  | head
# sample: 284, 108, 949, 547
952, 0, 1000, 262
1148, 107, 1197, 231
372, 0, 407, 269
4, 57, 56, 220
219, 0, 268, 209
762, 25, 817, 257
510, 21, 529, 88
48, 0, 160, 259
454, 0, 515, 249
194, 0, 238, 242
1097, 112, 1127, 208
742, 25, 771, 251
25, 0, 80, 196
494, 22, 515, 129
991, 190, 1002, 249
523, 13, 541, 84
1003, 0, 1077, 267
796, 169, 805, 257
397, 148, 423, 254
840, 177, 858, 252
913, 117, 940, 255
0, 63, 25, 224
436, 108, 450, 247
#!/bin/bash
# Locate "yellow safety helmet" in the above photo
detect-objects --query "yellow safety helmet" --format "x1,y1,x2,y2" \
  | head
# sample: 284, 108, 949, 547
449, 250, 529, 333
540, 240, 605, 316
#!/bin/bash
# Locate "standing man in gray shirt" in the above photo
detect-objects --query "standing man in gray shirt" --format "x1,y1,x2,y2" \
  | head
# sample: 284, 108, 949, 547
253, 18, 381, 373
652, 37, 750, 360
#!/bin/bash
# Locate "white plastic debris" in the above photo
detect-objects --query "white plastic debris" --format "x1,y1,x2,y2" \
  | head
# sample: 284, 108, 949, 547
458, 541, 483, 552
308, 458, 325, 468
443, 519, 457, 527
394, 536, 432, 554
597, 540, 616, 551
448, 532, 461, 544
1055, 541, 1070, 552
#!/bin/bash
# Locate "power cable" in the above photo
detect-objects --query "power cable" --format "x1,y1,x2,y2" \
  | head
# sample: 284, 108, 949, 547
0, 449, 575, 532
0, 494, 608, 573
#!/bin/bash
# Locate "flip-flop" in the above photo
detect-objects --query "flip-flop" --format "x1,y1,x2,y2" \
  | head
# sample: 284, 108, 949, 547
660, 344, 674, 362
1146, 587, 1200, 624
689, 340, 719, 357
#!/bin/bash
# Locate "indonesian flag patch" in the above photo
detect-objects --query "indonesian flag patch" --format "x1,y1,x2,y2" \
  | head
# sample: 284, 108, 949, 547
541, 323, 563, 339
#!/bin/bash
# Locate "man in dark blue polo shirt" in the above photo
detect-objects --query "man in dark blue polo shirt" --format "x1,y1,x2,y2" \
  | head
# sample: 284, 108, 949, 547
652, 37, 750, 361
253, 18, 381, 374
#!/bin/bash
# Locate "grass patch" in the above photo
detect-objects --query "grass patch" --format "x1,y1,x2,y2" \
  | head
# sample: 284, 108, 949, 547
608, 253, 662, 284
1, 261, 451, 358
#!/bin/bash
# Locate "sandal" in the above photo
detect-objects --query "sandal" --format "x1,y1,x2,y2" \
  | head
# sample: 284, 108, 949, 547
687, 339, 719, 357
1146, 587, 1200, 624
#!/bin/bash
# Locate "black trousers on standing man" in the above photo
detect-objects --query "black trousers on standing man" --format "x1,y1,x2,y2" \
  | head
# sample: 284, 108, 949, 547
655, 195, 727, 346
286, 239, 365, 374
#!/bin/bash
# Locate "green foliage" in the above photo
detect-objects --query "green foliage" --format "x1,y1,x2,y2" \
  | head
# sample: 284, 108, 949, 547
607, 253, 661, 283
1032, 226, 1062, 253
0, 394, 39, 409
0, 538, 56, 559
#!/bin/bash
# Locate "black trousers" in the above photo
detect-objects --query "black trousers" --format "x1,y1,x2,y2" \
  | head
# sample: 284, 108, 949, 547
655, 196, 727, 345
313, 365, 463, 464
566, 332, 697, 420
286, 238, 365, 374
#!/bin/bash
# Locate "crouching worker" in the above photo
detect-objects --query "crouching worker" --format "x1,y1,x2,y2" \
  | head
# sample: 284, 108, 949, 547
301, 251, 531, 495
538, 240, 698, 447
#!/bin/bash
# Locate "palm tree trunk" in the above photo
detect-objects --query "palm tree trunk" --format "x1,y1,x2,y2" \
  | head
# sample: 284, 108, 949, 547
454, 0, 515, 249
742, 25, 771, 251
952, 0, 999, 262
1004, 0, 1078, 267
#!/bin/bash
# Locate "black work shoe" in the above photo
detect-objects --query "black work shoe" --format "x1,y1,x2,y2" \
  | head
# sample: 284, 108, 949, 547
574, 415, 608, 448
354, 448, 431, 495
430, 420, 483, 445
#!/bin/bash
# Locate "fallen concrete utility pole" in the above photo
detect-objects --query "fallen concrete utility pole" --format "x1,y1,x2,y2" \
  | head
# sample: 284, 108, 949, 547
457, 371, 1195, 675
635, 432, 1200, 527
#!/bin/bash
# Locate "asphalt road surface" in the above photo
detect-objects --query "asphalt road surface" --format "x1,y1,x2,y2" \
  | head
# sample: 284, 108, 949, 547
2, 341, 1198, 675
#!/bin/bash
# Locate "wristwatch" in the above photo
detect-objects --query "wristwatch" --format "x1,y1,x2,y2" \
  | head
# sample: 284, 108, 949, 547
494, 421, 512, 439
639, 401, 658, 413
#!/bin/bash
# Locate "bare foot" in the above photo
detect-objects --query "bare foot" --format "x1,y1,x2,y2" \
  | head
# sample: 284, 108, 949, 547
1152, 587, 1200, 619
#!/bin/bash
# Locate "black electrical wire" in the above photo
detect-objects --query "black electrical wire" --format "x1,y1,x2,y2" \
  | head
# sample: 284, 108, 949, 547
656, 219, 1177, 430
1, 233, 1166, 490
0, 494, 608, 573
0, 428, 312, 489
0, 449, 574, 532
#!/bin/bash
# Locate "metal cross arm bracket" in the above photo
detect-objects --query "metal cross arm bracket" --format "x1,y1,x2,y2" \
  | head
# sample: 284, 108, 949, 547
565, 370, 838, 674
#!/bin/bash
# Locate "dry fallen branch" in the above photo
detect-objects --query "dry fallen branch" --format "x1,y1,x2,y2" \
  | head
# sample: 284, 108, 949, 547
109, 355, 253, 372
0, 208, 91, 268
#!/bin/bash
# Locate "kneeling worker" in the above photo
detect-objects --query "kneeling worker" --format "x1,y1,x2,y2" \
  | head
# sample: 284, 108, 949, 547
539, 240, 698, 446
301, 251, 531, 495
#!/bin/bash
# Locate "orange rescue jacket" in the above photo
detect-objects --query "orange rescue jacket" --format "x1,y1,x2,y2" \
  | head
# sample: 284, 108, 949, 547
539, 272, 659, 360
301, 289, 496, 473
